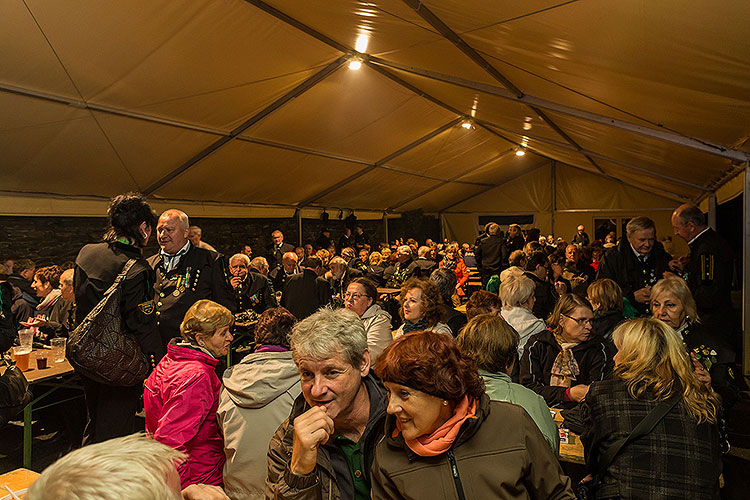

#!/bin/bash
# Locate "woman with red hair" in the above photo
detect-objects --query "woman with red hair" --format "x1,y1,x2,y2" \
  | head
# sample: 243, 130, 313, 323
371, 331, 574, 499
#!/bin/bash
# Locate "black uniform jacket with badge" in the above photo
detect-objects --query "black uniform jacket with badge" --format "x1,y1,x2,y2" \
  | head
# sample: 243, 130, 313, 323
147, 244, 236, 347
596, 237, 672, 316
267, 242, 295, 271
685, 228, 734, 323
235, 270, 277, 314
384, 258, 420, 288
74, 241, 164, 367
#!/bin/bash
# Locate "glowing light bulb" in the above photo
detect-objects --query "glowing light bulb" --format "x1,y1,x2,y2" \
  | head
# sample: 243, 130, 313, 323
515, 148, 526, 157
355, 34, 369, 53
348, 59, 362, 70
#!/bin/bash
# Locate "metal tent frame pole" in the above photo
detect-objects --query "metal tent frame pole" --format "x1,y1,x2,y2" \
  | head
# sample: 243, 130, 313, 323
743, 162, 750, 376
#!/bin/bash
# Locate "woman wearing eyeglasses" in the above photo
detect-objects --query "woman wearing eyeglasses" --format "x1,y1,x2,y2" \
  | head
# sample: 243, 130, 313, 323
344, 277, 393, 361
519, 294, 612, 407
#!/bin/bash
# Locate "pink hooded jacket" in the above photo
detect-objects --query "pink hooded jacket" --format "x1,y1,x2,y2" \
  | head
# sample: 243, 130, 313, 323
144, 343, 225, 488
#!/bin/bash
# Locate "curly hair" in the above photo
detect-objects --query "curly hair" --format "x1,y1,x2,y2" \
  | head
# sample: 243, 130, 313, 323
254, 307, 297, 348
34, 265, 63, 289
398, 278, 444, 327
104, 192, 157, 246
374, 331, 485, 401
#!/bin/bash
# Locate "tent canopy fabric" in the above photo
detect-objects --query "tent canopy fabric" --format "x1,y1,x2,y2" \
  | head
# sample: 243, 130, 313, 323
2, 0, 749, 217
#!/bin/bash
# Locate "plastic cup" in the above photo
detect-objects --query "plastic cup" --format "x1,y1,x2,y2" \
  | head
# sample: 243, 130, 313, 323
18, 329, 33, 350
51, 337, 67, 363
36, 356, 48, 369
12, 346, 31, 371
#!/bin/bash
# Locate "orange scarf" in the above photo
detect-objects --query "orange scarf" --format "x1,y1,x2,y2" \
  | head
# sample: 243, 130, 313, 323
393, 396, 478, 457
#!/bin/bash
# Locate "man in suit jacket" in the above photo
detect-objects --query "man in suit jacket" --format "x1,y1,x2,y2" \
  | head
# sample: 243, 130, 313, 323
268, 230, 295, 270
282, 256, 331, 320
228, 253, 277, 314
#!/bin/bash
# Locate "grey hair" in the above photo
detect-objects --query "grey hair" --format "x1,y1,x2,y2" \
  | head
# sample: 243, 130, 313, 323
397, 245, 412, 256
27, 433, 184, 500
626, 216, 655, 236
188, 225, 202, 236
500, 274, 536, 309
229, 253, 250, 265
160, 209, 189, 230
290, 308, 367, 368
430, 268, 457, 302
417, 246, 430, 257
251, 256, 269, 271
675, 204, 706, 227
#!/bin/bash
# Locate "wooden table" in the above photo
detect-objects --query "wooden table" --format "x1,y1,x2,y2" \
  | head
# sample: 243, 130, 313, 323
377, 288, 401, 296
551, 408, 585, 464
2, 349, 82, 469
0, 468, 39, 498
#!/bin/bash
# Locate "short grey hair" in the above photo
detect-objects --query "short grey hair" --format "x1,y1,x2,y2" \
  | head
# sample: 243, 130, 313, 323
626, 216, 655, 236
160, 209, 189, 230
397, 245, 412, 256
488, 223, 501, 235
27, 433, 183, 500
229, 253, 250, 266
290, 308, 367, 368
188, 225, 202, 236
430, 268, 457, 302
675, 204, 706, 227
250, 256, 269, 271
417, 246, 430, 258
60, 268, 74, 286
500, 274, 536, 309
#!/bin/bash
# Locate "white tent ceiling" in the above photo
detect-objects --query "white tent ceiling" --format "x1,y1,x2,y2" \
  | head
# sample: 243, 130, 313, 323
1, 0, 749, 216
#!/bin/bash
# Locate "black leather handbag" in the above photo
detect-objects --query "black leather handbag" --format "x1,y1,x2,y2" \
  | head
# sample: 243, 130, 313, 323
0, 354, 33, 426
67, 259, 148, 386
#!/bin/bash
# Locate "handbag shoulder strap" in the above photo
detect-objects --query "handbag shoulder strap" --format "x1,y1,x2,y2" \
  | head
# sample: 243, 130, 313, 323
101, 259, 139, 297
595, 392, 681, 475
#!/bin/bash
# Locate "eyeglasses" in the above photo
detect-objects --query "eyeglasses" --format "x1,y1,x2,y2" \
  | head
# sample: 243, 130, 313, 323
344, 292, 368, 300
562, 314, 593, 326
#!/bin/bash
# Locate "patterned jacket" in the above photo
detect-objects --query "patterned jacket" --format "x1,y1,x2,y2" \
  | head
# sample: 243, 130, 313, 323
582, 377, 721, 499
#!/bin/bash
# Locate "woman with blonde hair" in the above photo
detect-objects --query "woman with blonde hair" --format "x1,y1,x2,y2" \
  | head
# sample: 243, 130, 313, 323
650, 275, 737, 408
519, 294, 611, 407
499, 273, 546, 356
587, 278, 625, 344
145, 299, 233, 489
582, 317, 722, 498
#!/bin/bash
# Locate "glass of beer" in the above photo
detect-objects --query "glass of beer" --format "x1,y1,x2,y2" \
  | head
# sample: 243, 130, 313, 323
12, 346, 32, 371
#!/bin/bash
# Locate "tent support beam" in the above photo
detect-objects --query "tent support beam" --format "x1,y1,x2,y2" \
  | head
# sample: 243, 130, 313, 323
480, 121, 711, 193
388, 149, 515, 211
708, 193, 717, 229
142, 56, 348, 195
367, 57, 749, 163
296, 209, 303, 247
551, 161, 557, 233
744, 162, 750, 376
401, 0, 606, 175
296, 118, 463, 208
383, 212, 389, 244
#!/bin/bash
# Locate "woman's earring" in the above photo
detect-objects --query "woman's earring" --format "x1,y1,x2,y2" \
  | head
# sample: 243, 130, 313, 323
442, 400, 449, 406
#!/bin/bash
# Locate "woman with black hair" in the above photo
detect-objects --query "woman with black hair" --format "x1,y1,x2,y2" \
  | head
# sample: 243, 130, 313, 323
74, 192, 163, 444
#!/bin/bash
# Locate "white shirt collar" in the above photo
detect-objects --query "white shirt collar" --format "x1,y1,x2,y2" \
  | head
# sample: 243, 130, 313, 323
688, 227, 710, 246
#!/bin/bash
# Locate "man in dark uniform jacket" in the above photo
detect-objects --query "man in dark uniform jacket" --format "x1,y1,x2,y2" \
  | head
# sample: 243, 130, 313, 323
268, 230, 295, 270
384, 246, 421, 289
269, 251, 299, 295
506, 224, 526, 255
572, 225, 590, 247
671, 204, 736, 345
415, 246, 438, 275
282, 256, 331, 320
228, 253, 277, 314
147, 209, 236, 347
597, 217, 672, 316
327, 257, 363, 300
475, 223, 506, 288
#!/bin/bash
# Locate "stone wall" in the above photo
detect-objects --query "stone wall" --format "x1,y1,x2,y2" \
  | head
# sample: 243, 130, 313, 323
0, 214, 440, 266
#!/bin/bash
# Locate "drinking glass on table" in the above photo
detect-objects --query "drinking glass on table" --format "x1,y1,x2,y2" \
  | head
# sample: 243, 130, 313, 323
18, 329, 33, 350
51, 337, 67, 363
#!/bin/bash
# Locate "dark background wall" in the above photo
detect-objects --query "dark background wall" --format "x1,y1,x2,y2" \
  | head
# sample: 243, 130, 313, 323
0, 213, 441, 266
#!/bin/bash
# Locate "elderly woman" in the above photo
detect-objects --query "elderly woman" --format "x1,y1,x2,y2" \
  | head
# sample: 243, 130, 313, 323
218, 307, 300, 500
582, 318, 722, 498
371, 332, 574, 499
344, 277, 392, 361
587, 278, 626, 345
519, 294, 611, 407
439, 243, 469, 300
392, 278, 451, 338
457, 314, 559, 453
499, 273, 546, 356
22, 265, 72, 342
144, 299, 233, 488
650, 276, 737, 408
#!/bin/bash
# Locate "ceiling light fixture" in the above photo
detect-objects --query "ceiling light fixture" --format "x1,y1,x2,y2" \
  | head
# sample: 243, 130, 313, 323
461, 119, 474, 130
348, 57, 362, 70
515, 147, 526, 157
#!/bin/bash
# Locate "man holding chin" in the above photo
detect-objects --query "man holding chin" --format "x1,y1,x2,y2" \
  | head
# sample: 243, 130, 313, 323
266, 308, 387, 500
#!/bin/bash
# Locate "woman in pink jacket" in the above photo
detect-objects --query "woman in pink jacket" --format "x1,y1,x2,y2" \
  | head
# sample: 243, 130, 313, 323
144, 299, 233, 488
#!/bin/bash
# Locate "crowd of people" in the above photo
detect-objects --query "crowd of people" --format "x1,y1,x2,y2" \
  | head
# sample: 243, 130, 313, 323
0, 192, 744, 500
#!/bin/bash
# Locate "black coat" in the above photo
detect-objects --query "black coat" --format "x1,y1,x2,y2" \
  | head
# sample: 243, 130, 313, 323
685, 228, 735, 336
147, 244, 236, 347
596, 237, 672, 316
475, 234, 506, 274
384, 258, 420, 288
267, 242, 295, 270
524, 271, 557, 320
582, 377, 720, 499
414, 258, 438, 276
681, 320, 738, 409
328, 268, 363, 299
235, 270, 277, 314
519, 329, 612, 407
75, 241, 164, 365
506, 234, 526, 255
282, 268, 331, 320
365, 265, 385, 287
0, 282, 15, 353
269, 265, 299, 295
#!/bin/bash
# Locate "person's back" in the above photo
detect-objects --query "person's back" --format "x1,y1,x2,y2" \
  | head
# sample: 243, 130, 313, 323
583, 377, 720, 499
282, 266, 330, 320
219, 350, 301, 500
